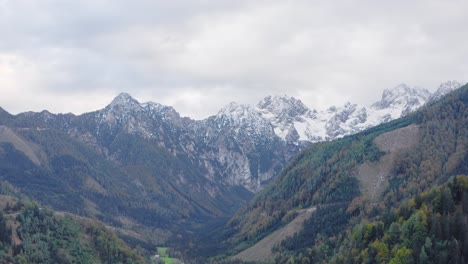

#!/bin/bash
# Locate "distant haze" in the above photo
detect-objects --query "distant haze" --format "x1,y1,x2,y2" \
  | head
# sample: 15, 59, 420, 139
0, 1, 467, 119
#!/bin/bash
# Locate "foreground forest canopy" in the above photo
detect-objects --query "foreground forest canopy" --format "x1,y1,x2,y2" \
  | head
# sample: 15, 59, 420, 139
0, 182, 145, 264
331, 175, 468, 264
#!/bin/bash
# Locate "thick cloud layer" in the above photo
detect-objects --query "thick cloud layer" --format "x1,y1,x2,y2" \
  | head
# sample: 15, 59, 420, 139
0, 0, 467, 119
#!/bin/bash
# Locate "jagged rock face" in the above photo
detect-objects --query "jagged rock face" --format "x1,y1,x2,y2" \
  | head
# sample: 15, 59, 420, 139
92, 93, 186, 141
207, 102, 302, 190
257, 96, 316, 144
257, 96, 309, 118
188, 102, 297, 192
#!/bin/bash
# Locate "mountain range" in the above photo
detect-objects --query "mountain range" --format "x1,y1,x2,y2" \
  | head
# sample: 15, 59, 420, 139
0, 80, 464, 259
258, 80, 462, 144
2, 81, 462, 194
84, 80, 464, 191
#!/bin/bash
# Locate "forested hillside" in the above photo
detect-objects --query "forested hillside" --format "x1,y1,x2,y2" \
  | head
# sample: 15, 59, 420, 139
0, 182, 146, 264
210, 84, 468, 262
324, 175, 468, 263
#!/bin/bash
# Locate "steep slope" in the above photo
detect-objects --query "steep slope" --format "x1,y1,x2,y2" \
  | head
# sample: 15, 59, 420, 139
0, 117, 255, 246
214, 84, 468, 262
325, 175, 468, 264
0, 126, 41, 165
233, 207, 316, 262
0, 183, 146, 264
192, 102, 297, 191
356, 124, 420, 201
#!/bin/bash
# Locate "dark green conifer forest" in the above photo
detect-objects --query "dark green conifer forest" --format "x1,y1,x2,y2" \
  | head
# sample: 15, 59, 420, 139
0, 182, 145, 264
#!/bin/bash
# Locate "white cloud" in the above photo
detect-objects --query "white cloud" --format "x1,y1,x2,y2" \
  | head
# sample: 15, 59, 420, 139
0, 0, 467, 118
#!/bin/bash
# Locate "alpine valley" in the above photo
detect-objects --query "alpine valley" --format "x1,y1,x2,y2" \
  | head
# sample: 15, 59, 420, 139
0, 80, 466, 263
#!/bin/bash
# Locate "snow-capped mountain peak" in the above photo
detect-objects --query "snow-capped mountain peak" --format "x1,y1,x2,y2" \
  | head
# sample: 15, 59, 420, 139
108, 93, 140, 109
202, 102, 276, 150
142, 102, 178, 117
255, 81, 462, 144
429, 80, 463, 102
257, 95, 310, 118
372, 84, 430, 110
256, 95, 317, 143
106, 94, 181, 121
215, 102, 271, 131
96, 94, 189, 138
438, 80, 463, 91
100, 81, 463, 147
98, 93, 141, 123
217, 102, 258, 119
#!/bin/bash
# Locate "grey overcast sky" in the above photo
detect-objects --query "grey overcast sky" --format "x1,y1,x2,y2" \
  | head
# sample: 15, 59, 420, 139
0, 0, 467, 119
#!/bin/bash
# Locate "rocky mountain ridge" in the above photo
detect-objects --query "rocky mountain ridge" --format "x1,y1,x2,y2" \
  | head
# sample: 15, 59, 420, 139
3, 81, 463, 193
